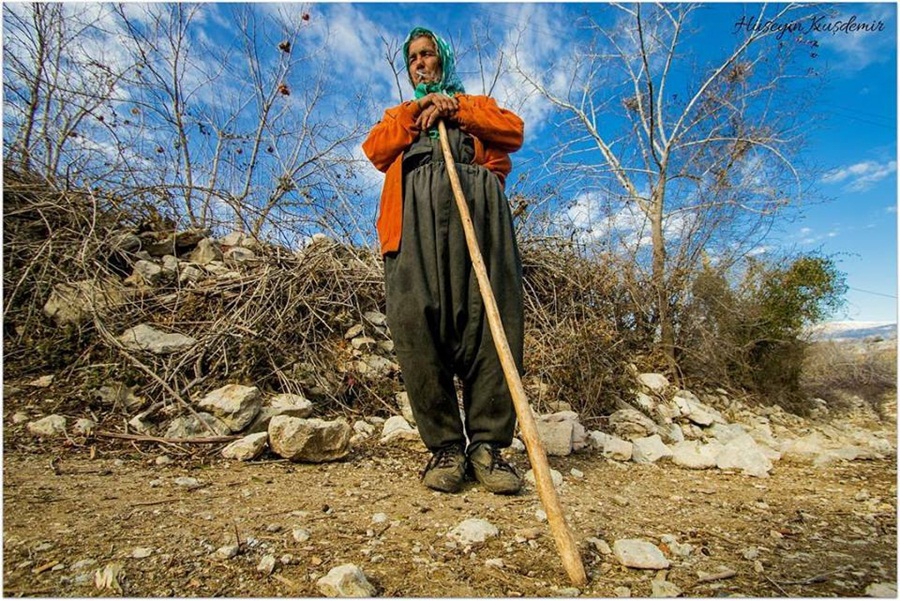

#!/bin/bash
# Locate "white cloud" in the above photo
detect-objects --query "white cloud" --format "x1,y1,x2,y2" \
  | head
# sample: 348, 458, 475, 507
822, 160, 897, 191
813, 4, 896, 72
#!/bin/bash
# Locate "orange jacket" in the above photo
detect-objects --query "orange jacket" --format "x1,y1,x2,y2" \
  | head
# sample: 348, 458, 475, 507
362, 94, 524, 255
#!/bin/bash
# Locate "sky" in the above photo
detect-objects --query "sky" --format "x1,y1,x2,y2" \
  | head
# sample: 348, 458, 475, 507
3, 2, 897, 323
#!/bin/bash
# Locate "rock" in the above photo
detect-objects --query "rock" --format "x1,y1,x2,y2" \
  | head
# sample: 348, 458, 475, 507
118, 324, 196, 355
27, 415, 67, 437
396, 392, 416, 426
865, 582, 898, 597
535, 419, 575, 456
614, 586, 632, 597
716, 434, 773, 477
257, 555, 277, 575
344, 324, 365, 339
28, 375, 54, 387
73, 418, 97, 435
164, 412, 230, 439
128, 259, 164, 285
215, 544, 239, 559
485, 558, 504, 569
608, 409, 658, 441
197, 384, 262, 432
637, 373, 669, 392
671, 440, 722, 470
587, 537, 612, 555
357, 354, 398, 376
570, 468, 584, 479
602, 436, 634, 461
672, 390, 725, 426
12, 412, 29, 424
187, 238, 222, 265
525, 468, 564, 488
510, 438, 526, 453
155, 455, 172, 466
613, 539, 670, 570
353, 420, 375, 437
350, 336, 377, 350
44, 279, 129, 325
174, 477, 203, 490
93, 563, 124, 593
128, 414, 155, 435
317, 564, 377, 597
223, 246, 256, 263
292, 528, 311, 543
245, 393, 314, 434
448, 518, 499, 545
131, 547, 153, 559
363, 311, 387, 327
221, 432, 268, 461
94, 382, 145, 412
380, 415, 422, 445
178, 264, 204, 285
161, 254, 179, 272
659, 534, 693, 558
634, 392, 658, 415
650, 580, 682, 597
220, 231, 258, 248
659, 423, 685, 445
632, 435, 673, 464
268, 416, 351, 462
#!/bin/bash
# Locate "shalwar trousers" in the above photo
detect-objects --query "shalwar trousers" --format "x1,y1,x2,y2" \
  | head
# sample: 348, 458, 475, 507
383, 127, 524, 453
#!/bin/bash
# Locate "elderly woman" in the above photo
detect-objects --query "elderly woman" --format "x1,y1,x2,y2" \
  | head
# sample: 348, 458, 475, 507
362, 27, 525, 495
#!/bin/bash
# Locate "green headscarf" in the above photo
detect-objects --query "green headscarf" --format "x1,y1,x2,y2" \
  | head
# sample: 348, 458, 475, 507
403, 26, 466, 100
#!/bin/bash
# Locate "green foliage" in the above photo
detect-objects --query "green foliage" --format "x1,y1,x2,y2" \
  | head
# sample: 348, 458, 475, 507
680, 253, 848, 410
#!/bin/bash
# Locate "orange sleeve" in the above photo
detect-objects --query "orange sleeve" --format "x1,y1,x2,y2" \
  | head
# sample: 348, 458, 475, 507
455, 95, 524, 153
362, 101, 422, 172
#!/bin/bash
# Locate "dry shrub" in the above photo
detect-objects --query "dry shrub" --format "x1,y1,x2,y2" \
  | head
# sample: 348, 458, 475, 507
520, 239, 647, 419
800, 339, 897, 416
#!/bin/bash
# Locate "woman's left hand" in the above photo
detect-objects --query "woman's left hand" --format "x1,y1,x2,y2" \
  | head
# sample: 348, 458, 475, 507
415, 93, 458, 130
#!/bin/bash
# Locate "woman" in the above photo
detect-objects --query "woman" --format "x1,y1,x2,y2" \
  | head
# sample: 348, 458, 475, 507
362, 27, 525, 495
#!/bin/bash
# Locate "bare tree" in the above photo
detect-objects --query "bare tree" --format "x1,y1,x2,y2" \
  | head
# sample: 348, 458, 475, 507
511, 2, 822, 370
4, 3, 374, 248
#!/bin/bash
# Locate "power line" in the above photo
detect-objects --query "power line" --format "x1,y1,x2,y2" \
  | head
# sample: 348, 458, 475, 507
848, 286, 897, 299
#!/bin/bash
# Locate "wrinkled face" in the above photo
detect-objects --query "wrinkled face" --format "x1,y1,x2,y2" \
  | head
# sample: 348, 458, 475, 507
407, 35, 442, 87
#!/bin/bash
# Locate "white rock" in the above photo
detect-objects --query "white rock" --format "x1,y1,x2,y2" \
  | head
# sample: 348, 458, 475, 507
187, 238, 222, 265
525, 468, 564, 488
865, 582, 898, 597
659, 534, 693, 558
292, 528, 311, 543
131, 547, 153, 559
268, 416, 351, 462
350, 336, 377, 350
257, 555, 276, 575
637, 373, 669, 392
396, 392, 416, 426
165, 412, 230, 439
155, 455, 172, 466
344, 324, 365, 339
614, 586, 632, 597
588, 430, 608, 450
570, 468, 585, 479
223, 246, 256, 263
215, 545, 239, 559
28, 375, 55, 387
510, 437, 526, 453
117, 324, 196, 355
586, 537, 612, 555
363, 311, 387, 327
371, 513, 388, 524
316, 563, 377, 597
671, 440, 722, 470
73, 418, 97, 435
634, 392, 657, 415
379, 415, 421, 445
197, 384, 262, 432
650, 580, 682, 597
608, 409, 658, 441
716, 434, 773, 477
27, 415, 67, 437
448, 518, 499, 545
535, 419, 576, 456
245, 393, 314, 434
632, 435, 673, 464
130, 259, 164, 285
179, 264, 204, 285
672, 390, 724, 426
613, 539, 670, 569
602, 436, 634, 461
221, 432, 268, 461
12, 412, 30, 424
174, 477, 203, 489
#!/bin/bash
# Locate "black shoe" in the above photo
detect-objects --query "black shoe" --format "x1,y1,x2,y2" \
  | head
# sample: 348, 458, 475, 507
468, 443, 522, 494
421, 444, 467, 493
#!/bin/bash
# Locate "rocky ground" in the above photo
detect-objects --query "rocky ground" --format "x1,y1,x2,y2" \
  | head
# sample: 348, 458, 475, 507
3, 397, 897, 598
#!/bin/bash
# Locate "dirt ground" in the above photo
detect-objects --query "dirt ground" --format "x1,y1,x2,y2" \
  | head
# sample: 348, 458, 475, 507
3, 406, 897, 599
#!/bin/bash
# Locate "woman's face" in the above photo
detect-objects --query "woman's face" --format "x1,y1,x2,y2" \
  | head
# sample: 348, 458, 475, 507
407, 35, 442, 87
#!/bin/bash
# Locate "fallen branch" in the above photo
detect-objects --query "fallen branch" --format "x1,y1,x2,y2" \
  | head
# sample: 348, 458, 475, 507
94, 430, 240, 444
697, 568, 737, 583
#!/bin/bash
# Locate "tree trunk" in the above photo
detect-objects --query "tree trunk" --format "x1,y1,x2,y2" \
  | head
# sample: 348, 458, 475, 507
649, 190, 676, 373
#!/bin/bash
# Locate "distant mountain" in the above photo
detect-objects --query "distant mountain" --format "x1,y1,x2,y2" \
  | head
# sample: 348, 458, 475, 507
808, 321, 897, 342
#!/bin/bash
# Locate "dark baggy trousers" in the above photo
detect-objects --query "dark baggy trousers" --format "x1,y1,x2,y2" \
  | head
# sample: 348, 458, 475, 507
383, 127, 524, 453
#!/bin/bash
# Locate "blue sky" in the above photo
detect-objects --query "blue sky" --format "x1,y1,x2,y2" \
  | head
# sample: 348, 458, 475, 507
4, 2, 897, 322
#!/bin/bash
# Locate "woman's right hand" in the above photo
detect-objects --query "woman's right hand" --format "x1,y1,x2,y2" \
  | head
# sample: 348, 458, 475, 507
415, 93, 458, 130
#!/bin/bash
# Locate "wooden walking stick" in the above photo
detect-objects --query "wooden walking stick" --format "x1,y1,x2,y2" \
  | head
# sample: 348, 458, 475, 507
437, 120, 588, 587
